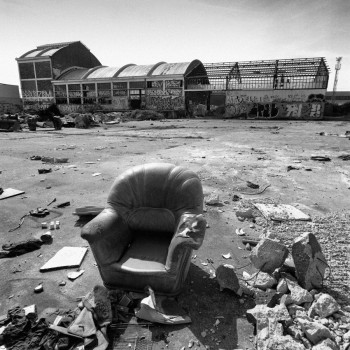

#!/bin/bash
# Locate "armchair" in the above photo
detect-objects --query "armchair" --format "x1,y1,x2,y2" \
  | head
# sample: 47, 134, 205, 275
81, 163, 206, 295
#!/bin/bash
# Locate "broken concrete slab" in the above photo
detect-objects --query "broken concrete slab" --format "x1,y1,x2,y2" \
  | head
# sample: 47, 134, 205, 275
40, 247, 88, 272
263, 334, 305, 350
254, 203, 311, 221
247, 303, 292, 327
296, 317, 334, 345
291, 232, 328, 290
0, 188, 25, 200
250, 238, 289, 273
284, 278, 313, 305
308, 293, 341, 318
247, 272, 277, 291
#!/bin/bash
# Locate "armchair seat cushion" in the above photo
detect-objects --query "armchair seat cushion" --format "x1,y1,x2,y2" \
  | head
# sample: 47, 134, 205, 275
118, 232, 171, 273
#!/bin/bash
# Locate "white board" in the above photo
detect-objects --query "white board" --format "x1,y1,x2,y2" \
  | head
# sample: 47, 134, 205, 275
0, 188, 25, 200
40, 247, 88, 271
254, 203, 311, 221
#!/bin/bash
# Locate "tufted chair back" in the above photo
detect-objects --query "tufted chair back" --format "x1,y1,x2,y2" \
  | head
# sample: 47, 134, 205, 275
107, 163, 203, 234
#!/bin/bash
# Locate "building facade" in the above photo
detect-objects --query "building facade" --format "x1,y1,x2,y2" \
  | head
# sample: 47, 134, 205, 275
16, 41, 101, 111
0, 83, 21, 114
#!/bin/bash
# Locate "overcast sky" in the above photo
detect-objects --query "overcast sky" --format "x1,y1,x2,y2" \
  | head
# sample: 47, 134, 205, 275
0, 0, 349, 91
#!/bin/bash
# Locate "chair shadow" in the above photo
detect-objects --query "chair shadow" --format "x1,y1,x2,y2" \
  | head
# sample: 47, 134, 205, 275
148, 263, 255, 349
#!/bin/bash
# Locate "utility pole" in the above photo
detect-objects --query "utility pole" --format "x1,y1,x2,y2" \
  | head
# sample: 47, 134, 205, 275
332, 57, 342, 104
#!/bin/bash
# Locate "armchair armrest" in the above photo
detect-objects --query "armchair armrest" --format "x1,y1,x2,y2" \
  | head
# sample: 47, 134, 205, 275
165, 213, 206, 272
81, 208, 130, 267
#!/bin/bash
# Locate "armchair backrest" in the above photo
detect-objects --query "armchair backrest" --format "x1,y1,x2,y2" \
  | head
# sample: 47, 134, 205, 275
107, 163, 203, 233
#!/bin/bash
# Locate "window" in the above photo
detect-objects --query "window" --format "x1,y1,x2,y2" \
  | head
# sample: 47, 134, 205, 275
68, 84, 81, 104
97, 83, 112, 104
82, 84, 96, 104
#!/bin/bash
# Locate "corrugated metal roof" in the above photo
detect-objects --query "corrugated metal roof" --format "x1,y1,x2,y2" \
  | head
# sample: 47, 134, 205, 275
40, 47, 66, 57
151, 62, 194, 76
24, 50, 43, 58
59, 68, 91, 80
86, 66, 122, 79
37, 41, 80, 50
117, 64, 154, 77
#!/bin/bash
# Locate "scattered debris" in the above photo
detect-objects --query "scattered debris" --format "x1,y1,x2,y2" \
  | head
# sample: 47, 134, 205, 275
0, 238, 43, 258
216, 264, 242, 295
308, 293, 341, 318
222, 252, 232, 259
47, 198, 56, 206
0, 188, 25, 200
250, 238, 289, 274
292, 232, 328, 290
287, 165, 300, 171
38, 168, 52, 174
254, 203, 311, 221
54, 201, 70, 208
205, 194, 221, 206
34, 283, 43, 293
40, 231, 52, 243
311, 156, 331, 162
236, 208, 255, 221
73, 206, 105, 216
92, 172, 102, 177
232, 194, 241, 201
246, 181, 259, 189
29, 207, 49, 217
67, 270, 85, 280
40, 246, 88, 271
135, 288, 191, 324
235, 228, 246, 236
338, 154, 350, 161
41, 157, 69, 163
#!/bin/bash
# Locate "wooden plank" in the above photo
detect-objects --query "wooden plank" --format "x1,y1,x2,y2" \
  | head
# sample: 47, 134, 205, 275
254, 203, 311, 221
40, 247, 88, 272
0, 188, 25, 200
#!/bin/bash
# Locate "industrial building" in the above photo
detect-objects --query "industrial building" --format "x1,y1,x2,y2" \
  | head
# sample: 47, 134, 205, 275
17, 41, 330, 119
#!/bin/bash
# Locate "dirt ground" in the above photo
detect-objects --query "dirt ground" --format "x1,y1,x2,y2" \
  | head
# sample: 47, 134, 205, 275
0, 118, 350, 349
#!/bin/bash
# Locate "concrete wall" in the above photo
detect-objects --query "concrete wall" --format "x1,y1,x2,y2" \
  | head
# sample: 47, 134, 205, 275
225, 89, 326, 119
0, 84, 22, 113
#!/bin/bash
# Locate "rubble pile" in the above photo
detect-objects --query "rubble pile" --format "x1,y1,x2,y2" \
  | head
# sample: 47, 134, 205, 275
235, 233, 350, 350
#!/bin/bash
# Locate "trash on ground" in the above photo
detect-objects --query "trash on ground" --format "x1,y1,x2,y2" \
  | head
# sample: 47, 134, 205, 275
41, 156, 69, 163
135, 288, 191, 325
40, 246, 88, 271
67, 269, 85, 280
30, 155, 42, 160
205, 194, 222, 206
29, 207, 49, 217
222, 252, 232, 259
310, 156, 331, 162
236, 208, 255, 220
54, 201, 70, 208
40, 231, 52, 243
0, 238, 43, 258
0, 188, 25, 200
254, 203, 311, 221
34, 283, 43, 293
287, 165, 300, 171
92, 172, 102, 177
246, 181, 259, 189
73, 206, 105, 216
38, 168, 52, 174
47, 198, 56, 206
338, 154, 350, 161
236, 228, 246, 236
232, 194, 241, 201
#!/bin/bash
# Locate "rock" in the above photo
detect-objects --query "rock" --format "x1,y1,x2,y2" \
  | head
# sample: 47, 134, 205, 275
40, 231, 52, 243
286, 324, 304, 340
216, 264, 242, 295
254, 289, 277, 307
74, 114, 91, 129
262, 334, 305, 350
287, 304, 306, 318
291, 232, 328, 290
205, 194, 221, 206
248, 272, 277, 291
308, 293, 341, 318
276, 278, 288, 294
284, 278, 313, 305
312, 338, 339, 350
344, 330, 350, 342
247, 303, 292, 326
23, 304, 37, 320
296, 317, 334, 345
250, 238, 289, 274
34, 284, 43, 293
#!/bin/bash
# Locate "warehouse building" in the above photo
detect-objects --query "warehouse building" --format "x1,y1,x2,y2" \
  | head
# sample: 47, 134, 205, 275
17, 42, 330, 119
16, 41, 101, 110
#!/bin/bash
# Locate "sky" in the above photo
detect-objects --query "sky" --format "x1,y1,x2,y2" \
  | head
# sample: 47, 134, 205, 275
0, 0, 349, 91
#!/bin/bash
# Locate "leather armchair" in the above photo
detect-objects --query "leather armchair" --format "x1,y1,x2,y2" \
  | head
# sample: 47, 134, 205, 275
81, 163, 206, 295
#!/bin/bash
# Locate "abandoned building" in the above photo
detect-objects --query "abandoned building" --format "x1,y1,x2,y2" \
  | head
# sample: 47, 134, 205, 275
0, 83, 21, 114
16, 41, 330, 119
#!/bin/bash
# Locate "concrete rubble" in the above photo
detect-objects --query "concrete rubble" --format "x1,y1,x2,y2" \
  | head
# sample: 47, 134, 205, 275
240, 230, 350, 349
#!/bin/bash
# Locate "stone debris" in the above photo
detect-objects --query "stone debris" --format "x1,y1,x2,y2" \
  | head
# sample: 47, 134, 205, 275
312, 338, 339, 350
205, 194, 221, 206
296, 317, 334, 345
291, 232, 328, 291
309, 293, 341, 318
283, 278, 313, 305
250, 238, 289, 273
216, 264, 242, 295
246, 272, 277, 291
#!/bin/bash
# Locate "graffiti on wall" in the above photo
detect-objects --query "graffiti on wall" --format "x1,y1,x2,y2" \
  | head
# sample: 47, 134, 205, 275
146, 88, 184, 110
112, 96, 129, 110
165, 80, 182, 88
225, 90, 325, 119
